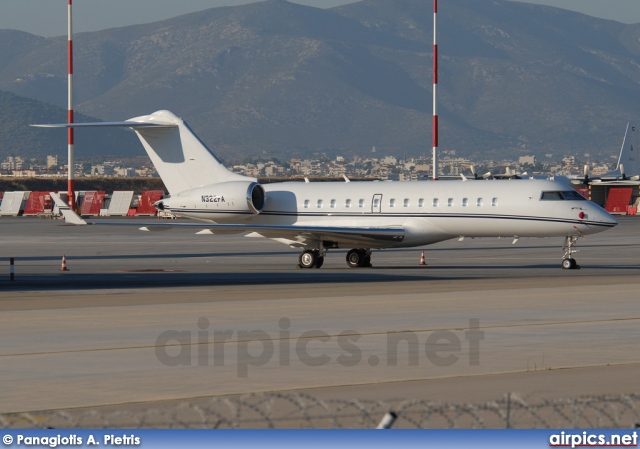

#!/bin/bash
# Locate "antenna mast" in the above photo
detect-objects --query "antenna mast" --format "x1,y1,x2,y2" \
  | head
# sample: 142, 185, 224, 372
432, 0, 439, 180
67, 0, 75, 210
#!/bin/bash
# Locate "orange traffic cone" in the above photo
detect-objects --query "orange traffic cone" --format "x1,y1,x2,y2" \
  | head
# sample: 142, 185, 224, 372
419, 250, 427, 266
61, 254, 70, 271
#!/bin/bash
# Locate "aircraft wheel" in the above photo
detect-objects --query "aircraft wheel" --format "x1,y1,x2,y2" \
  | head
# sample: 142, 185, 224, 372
562, 258, 577, 270
299, 250, 317, 269
346, 249, 363, 268
347, 249, 370, 267
315, 256, 324, 269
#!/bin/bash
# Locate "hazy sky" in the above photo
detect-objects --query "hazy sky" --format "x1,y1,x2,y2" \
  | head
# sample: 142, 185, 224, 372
1, 0, 639, 38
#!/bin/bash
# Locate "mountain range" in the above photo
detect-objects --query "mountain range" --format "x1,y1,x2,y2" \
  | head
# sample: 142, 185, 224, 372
1, 0, 640, 161
0, 89, 139, 160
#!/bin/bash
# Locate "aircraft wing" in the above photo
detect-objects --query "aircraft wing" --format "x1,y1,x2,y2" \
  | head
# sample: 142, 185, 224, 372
50, 193, 404, 247
141, 222, 404, 247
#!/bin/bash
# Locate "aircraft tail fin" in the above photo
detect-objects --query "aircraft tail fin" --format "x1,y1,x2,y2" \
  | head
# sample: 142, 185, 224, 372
33, 110, 249, 195
126, 111, 249, 194
615, 122, 638, 178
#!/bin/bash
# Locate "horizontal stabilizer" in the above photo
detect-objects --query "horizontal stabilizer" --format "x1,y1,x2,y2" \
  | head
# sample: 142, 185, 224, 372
32, 121, 175, 129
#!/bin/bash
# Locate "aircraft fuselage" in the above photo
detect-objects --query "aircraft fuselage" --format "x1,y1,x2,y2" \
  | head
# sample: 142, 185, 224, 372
160, 178, 616, 249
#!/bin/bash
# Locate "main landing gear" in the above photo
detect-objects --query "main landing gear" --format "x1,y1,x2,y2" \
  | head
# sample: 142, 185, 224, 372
298, 249, 325, 269
346, 248, 372, 268
297, 248, 373, 269
561, 235, 580, 270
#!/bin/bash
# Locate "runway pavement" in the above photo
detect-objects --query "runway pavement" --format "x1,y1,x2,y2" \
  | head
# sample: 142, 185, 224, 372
0, 215, 639, 415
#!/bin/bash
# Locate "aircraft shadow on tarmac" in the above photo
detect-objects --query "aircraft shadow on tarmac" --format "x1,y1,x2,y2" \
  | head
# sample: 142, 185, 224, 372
1, 260, 637, 292
5, 239, 633, 263
0, 235, 636, 291
10, 251, 296, 262
1, 270, 451, 291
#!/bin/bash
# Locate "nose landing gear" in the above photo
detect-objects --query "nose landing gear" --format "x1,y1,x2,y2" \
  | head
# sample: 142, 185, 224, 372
561, 235, 580, 270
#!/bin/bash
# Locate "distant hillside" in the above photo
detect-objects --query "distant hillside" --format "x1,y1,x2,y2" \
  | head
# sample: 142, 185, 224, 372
0, 90, 141, 160
1, 0, 640, 160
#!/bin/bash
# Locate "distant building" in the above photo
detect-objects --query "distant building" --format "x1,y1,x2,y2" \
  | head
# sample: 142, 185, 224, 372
519, 156, 535, 165
116, 167, 133, 177
91, 165, 105, 176
47, 155, 58, 168
12, 170, 36, 177
1, 156, 24, 171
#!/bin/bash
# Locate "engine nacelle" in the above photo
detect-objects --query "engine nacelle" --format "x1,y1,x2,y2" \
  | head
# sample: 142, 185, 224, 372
157, 181, 266, 219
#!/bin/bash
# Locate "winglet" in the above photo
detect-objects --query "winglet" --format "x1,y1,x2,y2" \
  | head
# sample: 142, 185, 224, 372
50, 192, 88, 225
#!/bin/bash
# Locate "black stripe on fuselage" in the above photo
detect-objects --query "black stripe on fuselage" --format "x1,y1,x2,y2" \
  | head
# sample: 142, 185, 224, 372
167, 209, 616, 228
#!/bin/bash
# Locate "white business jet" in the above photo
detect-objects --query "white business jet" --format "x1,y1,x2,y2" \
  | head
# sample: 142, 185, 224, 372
35, 110, 617, 270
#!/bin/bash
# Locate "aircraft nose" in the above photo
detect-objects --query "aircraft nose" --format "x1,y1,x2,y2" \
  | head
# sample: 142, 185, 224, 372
591, 206, 617, 227
604, 212, 618, 226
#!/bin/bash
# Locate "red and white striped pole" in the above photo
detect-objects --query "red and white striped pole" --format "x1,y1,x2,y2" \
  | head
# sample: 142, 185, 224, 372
432, 0, 439, 180
67, 0, 76, 210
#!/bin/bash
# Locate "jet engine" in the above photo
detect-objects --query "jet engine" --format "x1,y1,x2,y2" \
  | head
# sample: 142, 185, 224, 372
155, 181, 266, 219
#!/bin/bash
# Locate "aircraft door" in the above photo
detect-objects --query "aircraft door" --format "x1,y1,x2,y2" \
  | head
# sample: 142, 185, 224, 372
372, 194, 382, 213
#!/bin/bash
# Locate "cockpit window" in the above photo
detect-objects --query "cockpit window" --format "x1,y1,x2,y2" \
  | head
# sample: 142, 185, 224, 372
541, 191, 563, 201
561, 190, 587, 200
540, 191, 587, 201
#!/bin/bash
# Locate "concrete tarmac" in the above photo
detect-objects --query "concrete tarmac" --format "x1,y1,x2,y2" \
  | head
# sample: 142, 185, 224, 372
0, 215, 639, 415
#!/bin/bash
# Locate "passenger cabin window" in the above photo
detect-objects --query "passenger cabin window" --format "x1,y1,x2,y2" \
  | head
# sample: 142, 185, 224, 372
317, 199, 323, 208
389, 198, 396, 207
447, 198, 453, 207
492, 198, 498, 207
433, 198, 439, 207
403, 198, 410, 207
345, 199, 352, 208
462, 198, 468, 207
477, 198, 483, 207
358, 199, 365, 208
418, 198, 425, 208
330, 199, 336, 208
304, 200, 310, 209
373, 197, 380, 208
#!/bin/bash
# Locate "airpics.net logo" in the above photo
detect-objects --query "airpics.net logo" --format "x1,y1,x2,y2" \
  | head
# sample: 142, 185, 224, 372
154, 318, 484, 377
549, 431, 638, 448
